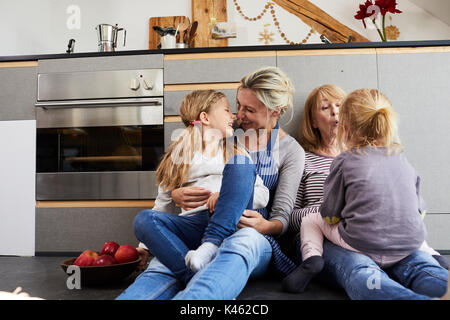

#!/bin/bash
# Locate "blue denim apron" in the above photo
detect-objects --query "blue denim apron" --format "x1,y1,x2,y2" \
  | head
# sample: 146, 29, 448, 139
247, 123, 296, 277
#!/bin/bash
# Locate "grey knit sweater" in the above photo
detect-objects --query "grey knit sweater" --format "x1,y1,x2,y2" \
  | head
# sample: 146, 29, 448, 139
320, 146, 426, 256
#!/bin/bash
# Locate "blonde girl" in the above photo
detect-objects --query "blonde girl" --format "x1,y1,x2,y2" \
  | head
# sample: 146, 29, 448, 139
133, 90, 269, 284
284, 89, 448, 299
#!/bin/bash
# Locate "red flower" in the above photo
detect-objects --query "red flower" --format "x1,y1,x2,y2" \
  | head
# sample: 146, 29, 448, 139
354, 0, 376, 28
375, 0, 402, 16
355, 0, 402, 30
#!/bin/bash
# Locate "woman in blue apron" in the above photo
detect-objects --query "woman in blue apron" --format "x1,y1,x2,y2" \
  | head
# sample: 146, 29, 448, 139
117, 66, 305, 300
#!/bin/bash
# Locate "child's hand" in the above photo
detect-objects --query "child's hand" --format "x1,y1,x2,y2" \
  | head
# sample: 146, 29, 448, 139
206, 192, 220, 213
136, 247, 150, 271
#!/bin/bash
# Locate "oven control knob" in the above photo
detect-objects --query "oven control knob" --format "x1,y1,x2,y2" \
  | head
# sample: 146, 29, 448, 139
142, 78, 153, 90
129, 78, 140, 91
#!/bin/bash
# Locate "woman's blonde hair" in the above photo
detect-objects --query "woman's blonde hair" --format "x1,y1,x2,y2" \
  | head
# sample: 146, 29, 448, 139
337, 89, 402, 154
239, 66, 294, 119
298, 84, 346, 153
156, 90, 242, 191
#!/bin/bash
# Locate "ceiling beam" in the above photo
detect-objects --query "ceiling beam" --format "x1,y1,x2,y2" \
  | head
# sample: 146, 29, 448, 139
273, 0, 370, 43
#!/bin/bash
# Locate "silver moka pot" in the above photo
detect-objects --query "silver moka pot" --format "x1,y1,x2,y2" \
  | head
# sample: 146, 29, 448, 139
95, 24, 126, 52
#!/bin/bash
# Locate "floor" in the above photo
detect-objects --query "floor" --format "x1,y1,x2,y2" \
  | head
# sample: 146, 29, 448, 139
0, 255, 349, 300
1, 255, 448, 300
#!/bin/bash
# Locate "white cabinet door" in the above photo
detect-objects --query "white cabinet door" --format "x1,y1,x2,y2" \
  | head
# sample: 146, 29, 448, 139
0, 120, 36, 256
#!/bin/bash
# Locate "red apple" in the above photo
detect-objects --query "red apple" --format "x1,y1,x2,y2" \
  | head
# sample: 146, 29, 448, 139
92, 254, 117, 266
114, 245, 139, 264
99, 241, 120, 256
73, 250, 99, 266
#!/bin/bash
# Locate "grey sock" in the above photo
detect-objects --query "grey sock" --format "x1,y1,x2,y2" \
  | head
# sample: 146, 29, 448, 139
282, 255, 325, 293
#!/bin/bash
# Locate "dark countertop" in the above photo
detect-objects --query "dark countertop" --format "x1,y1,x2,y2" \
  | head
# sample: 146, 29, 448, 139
1, 40, 450, 62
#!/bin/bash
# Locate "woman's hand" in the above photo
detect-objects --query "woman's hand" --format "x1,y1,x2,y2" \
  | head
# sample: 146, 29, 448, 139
136, 247, 150, 271
237, 209, 283, 236
171, 186, 212, 211
206, 192, 220, 213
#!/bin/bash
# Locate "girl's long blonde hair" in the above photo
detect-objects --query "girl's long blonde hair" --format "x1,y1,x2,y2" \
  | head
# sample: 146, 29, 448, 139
298, 84, 346, 153
337, 88, 402, 154
156, 90, 242, 191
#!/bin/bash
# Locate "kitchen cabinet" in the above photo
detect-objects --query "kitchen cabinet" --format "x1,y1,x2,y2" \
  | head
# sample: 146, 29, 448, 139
0, 65, 37, 120
424, 215, 450, 251
277, 49, 378, 137
1, 44, 450, 253
0, 120, 35, 255
35, 206, 144, 253
163, 51, 276, 84
164, 120, 185, 151
377, 50, 450, 249
164, 87, 239, 116
0, 62, 37, 255
278, 47, 450, 250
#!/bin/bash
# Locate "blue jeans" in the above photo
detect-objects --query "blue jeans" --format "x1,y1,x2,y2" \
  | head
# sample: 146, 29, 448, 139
132, 155, 256, 284
319, 240, 448, 300
116, 227, 272, 300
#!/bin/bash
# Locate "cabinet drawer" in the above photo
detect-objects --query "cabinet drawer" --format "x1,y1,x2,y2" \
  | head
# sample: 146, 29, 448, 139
424, 213, 450, 250
38, 54, 163, 73
35, 206, 146, 253
164, 52, 276, 84
377, 51, 450, 213
0, 66, 37, 121
164, 120, 185, 151
277, 53, 378, 139
164, 84, 240, 116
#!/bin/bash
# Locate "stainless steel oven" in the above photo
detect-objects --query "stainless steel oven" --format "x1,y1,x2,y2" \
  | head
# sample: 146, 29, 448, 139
35, 69, 164, 200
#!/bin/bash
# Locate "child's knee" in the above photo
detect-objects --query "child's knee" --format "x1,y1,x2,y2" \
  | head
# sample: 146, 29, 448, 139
133, 209, 158, 238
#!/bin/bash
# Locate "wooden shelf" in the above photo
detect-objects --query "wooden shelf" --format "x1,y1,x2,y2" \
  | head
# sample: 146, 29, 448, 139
36, 200, 155, 208
0, 61, 38, 68
164, 50, 277, 61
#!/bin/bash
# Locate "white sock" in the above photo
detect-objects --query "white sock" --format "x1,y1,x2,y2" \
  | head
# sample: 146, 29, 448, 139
185, 242, 218, 273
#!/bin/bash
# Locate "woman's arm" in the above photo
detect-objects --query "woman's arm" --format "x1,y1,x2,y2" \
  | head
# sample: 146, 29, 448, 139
171, 186, 212, 211
239, 138, 305, 237
289, 203, 321, 233
268, 138, 305, 235
289, 169, 321, 233
238, 209, 283, 236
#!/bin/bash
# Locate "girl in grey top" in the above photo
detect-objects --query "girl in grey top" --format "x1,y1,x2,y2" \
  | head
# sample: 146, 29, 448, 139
284, 88, 448, 298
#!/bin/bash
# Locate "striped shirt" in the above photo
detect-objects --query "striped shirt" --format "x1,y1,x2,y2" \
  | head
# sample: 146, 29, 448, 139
289, 151, 335, 233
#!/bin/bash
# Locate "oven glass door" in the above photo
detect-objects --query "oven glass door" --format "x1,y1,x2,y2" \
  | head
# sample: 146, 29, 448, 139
37, 125, 164, 173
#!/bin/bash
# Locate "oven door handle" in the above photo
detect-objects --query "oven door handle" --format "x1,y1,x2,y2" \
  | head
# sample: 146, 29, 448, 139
36, 101, 164, 128
35, 97, 162, 109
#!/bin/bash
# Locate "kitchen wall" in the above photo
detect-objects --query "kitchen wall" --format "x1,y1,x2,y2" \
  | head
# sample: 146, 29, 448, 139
0, 0, 449, 56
